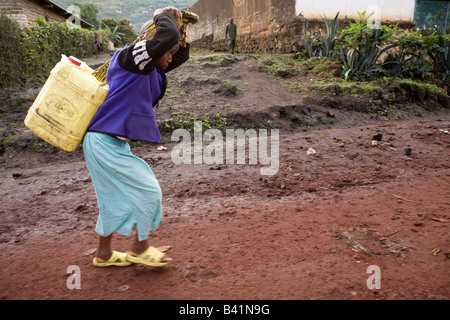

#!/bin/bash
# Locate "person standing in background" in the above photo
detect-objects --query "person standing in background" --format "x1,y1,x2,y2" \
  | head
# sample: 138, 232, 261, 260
225, 18, 237, 54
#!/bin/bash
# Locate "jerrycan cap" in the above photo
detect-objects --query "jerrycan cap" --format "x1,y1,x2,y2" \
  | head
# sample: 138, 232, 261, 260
68, 56, 82, 66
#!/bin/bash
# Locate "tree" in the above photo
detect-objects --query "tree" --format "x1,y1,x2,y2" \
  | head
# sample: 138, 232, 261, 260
100, 17, 138, 46
74, 2, 100, 29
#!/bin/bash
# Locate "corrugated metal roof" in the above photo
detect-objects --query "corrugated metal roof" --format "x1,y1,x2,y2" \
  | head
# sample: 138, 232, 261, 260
33, 0, 94, 28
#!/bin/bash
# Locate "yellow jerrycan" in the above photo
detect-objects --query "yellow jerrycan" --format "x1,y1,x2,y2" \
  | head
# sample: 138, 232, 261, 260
24, 55, 109, 152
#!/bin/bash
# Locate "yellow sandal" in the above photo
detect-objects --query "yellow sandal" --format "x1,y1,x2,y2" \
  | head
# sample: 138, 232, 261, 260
93, 251, 133, 267
126, 246, 172, 267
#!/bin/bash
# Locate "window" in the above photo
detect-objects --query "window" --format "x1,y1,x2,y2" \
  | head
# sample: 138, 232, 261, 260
414, 0, 450, 31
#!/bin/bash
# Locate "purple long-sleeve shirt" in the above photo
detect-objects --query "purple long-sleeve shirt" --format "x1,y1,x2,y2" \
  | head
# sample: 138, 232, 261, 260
88, 12, 189, 143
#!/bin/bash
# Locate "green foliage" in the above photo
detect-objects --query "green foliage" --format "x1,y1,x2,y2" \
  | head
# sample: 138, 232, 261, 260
313, 11, 399, 80
100, 17, 137, 46
381, 28, 450, 80
74, 2, 100, 29
387, 30, 435, 78
21, 18, 96, 73
332, 11, 448, 81
337, 12, 399, 52
110, 25, 126, 45
0, 13, 25, 85
298, 9, 450, 81
337, 27, 400, 80
434, 28, 450, 79
0, 13, 99, 86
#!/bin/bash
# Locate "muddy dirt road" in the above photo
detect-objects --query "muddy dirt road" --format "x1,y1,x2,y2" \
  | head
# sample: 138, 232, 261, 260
0, 51, 449, 301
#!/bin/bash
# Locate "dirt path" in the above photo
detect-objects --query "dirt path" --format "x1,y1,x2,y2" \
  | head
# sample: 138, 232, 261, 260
0, 51, 449, 301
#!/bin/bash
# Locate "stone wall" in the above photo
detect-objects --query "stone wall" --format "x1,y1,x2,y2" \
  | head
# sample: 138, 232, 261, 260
0, 0, 66, 26
189, 0, 233, 42
189, 0, 296, 44
188, 0, 330, 54
191, 16, 324, 54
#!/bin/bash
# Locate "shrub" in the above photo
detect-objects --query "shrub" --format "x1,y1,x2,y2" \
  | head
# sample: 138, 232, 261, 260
21, 17, 96, 75
337, 28, 400, 80
299, 10, 450, 81
387, 29, 450, 79
335, 12, 400, 80
0, 13, 25, 86
0, 14, 100, 86
100, 17, 137, 46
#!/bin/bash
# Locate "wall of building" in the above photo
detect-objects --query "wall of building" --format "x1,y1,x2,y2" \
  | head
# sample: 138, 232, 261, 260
189, 0, 296, 43
189, 0, 326, 54
188, 0, 416, 54
192, 15, 322, 54
295, 0, 416, 24
189, 0, 233, 42
0, 0, 66, 26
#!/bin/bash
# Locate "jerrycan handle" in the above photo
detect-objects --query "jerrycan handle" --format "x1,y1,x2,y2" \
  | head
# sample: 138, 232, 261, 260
68, 56, 82, 66
69, 55, 93, 75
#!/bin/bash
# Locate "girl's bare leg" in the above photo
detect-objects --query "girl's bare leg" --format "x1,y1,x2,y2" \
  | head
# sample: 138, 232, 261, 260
96, 235, 113, 261
131, 235, 149, 255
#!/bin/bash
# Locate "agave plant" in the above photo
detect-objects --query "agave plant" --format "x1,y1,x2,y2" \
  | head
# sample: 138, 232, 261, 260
384, 49, 434, 79
338, 28, 399, 80
322, 12, 341, 57
305, 12, 341, 58
305, 32, 319, 57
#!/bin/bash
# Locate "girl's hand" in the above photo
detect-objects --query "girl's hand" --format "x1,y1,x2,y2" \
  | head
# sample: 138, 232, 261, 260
155, 6, 182, 22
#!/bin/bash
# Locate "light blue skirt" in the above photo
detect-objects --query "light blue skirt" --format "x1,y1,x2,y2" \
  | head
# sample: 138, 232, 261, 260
83, 132, 162, 241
